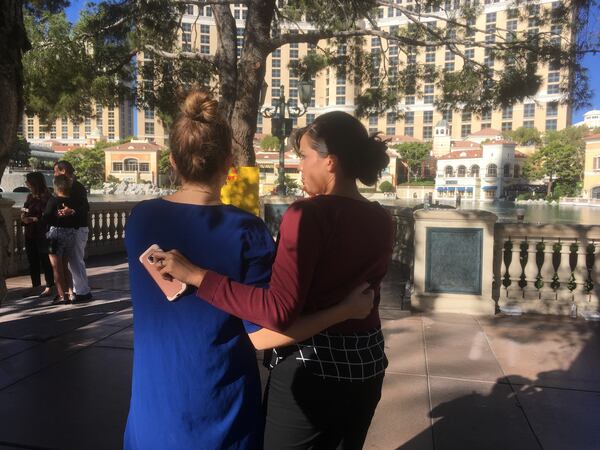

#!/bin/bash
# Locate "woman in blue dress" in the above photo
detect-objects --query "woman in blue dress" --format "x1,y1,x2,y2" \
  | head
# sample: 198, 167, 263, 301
123, 87, 372, 450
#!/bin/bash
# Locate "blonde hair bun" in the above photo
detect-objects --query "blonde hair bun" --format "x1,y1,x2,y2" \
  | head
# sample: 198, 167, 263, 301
182, 88, 218, 123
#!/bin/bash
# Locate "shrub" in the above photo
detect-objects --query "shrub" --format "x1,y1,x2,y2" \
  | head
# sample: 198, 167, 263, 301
379, 180, 395, 193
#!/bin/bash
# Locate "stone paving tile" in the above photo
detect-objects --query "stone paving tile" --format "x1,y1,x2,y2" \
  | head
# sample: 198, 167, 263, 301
382, 318, 427, 376
364, 373, 433, 450
0, 338, 38, 361
514, 384, 600, 450
423, 316, 506, 382
480, 316, 600, 392
95, 326, 133, 349
0, 346, 132, 450
428, 377, 541, 450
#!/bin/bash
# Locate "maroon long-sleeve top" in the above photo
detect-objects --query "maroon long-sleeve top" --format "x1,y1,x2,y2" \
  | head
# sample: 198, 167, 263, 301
197, 195, 395, 333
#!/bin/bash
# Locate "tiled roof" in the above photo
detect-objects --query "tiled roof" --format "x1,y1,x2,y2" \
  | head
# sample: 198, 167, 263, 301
584, 133, 600, 140
514, 150, 528, 158
469, 128, 502, 136
481, 139, 516, 145
451, 140, 481, 149
51, 143, 81, 153
104, 141, 165, 152
437, 149, 483, 160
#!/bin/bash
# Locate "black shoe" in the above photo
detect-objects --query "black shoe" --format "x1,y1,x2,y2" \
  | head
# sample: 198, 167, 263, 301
74, 292, 93, 302
51, 296, 64, 305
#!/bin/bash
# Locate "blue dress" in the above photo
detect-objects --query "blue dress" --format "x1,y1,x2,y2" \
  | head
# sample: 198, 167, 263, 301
123, 199, 275, 450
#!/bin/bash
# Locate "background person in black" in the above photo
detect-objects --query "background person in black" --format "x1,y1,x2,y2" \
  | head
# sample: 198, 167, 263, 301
53, 161, 92, 302
43, 175, 86, 304
21, 172, 54, 298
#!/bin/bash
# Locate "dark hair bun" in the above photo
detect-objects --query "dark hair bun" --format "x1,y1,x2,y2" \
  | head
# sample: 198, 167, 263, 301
304, 111, 390, 186
182, 89, 218, 123
356, 133, 390, 185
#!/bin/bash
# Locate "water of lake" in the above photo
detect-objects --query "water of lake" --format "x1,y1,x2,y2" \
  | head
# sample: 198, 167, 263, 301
3, 193, 599, 225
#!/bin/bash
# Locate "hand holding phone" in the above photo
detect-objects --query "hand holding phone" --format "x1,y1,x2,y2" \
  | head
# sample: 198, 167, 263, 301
139, 244, 187, 301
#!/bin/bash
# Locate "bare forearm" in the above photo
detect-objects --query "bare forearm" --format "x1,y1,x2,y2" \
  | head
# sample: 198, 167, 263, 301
248, 304, 347, 350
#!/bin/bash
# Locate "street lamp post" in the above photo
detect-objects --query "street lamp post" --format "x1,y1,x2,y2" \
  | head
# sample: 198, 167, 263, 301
259, 81, 313, 196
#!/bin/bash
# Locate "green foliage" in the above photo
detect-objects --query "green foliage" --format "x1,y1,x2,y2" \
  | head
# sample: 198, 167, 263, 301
28, 157, 40, 169
398, 179, 435, 186
523, 126, 585, 197
379, 180, 394, 192
106, 174, 120, 183
260, 135, 280, 151
393, 142, 432, 182
283, 175, 299, 195
61, 146, 105, 189
10, 138, 31, 166
503, 127, 542, 146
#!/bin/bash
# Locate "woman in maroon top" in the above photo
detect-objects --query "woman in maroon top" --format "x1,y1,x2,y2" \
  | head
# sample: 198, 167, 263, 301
21, 172, 54, 297
156, 111, 395, 449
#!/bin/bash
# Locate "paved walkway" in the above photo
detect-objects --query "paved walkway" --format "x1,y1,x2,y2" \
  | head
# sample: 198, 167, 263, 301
1, 255, 599, 450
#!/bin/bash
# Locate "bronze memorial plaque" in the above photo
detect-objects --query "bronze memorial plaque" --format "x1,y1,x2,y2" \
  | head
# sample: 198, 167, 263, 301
425, 227, 483, 295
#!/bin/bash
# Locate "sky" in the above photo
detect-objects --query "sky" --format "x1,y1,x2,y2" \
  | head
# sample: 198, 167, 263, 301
64, 0, 600, 123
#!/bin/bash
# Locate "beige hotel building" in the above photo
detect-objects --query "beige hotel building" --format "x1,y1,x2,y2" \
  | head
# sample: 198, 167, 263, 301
23, 0, 571, 148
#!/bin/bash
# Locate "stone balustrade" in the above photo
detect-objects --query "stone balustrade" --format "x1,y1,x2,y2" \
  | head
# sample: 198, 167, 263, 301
7, 201, 136, 277
493, 223, 600, 316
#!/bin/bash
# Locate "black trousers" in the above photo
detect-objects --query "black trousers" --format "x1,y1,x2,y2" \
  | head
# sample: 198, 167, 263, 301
263, 356, 385, 450
25, 238, 54, 288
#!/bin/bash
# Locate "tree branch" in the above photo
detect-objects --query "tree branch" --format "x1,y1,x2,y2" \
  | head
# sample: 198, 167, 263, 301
144, 44, 215, 63
172, 0, 247, 6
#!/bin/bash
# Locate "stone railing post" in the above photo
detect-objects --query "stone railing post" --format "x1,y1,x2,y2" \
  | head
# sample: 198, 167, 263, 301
412, 209, 498, 315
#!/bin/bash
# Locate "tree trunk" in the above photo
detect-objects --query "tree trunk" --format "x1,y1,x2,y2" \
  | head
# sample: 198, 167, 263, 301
212, 4, 238, 121
0, 0, 30, 301
229, 0, 275, 166
547, 176, 553, 197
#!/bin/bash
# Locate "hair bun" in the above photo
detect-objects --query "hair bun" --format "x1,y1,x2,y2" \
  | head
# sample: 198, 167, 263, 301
182, 88, 218, 123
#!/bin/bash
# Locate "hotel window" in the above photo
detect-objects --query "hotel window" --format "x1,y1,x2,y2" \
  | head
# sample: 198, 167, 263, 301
524, 104, 535, 119
461, 124, 471, 137
547, 102, 558, 117
445, 166, 453, 177
144, 109, 154, 120
85, 118, 91, 136
423, 126, 433, 140
386, 127, 396, 136
405, 111, 414, 124
271, 68, 280, 79
289, 79, 298, 99
503, 164, 511, 177
185, 5, 194, 15
145, 122, 154, 135
271, 59, 280, 68
461, 111, 471, 122
486, 12, 496, 23
39, 125, 46, 139
386, 112, 396, 125
594, 157, 600, 171
306, 114, 315, 124
50, 125, 56, 139
546, 119, 558, 131
502, 122, 512, 131
471, 165, 480, 177
200, 25, 210, 54
423, 84, 434, 104
457, 165, 466, 177
514, 165, 521, 177
405, 96, 415, 105
464, 49, 475, 60
17, 123, 23, 138
444, 62, 455, 72
61, 119, 68, 139
486, 164, 497, 177
507, 8, 518, 19
336, 86, 346, 105
112, 162, 123, 172
236, 28, 244, 57
139, 163, 150, 172
124, 158, 138, 172
502, 106, 513, 119
290, 49, 299, 59
73, 123, 79, 140
445, 50, 454, 62
523, 120, 534, 128
404, 126, 414, 137
423, 111, 433, 124
442, 110, 453, 122
369, 115, 378, 127
182, 23, 192, 52
480, 109, 491, 121
547, 71, 560, 94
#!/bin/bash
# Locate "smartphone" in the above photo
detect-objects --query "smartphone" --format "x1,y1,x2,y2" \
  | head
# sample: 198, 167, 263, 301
139, 244, 187, 301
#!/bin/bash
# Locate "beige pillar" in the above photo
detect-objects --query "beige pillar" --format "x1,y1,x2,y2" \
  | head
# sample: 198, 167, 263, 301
412, 209, 498, 315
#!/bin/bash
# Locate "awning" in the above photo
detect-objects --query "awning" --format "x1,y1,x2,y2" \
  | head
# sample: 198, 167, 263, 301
482, 186, 498, 191
466, 187, 474, 192
436, 187, 444, 191
457, 187, 465, 192
447, 187, 455, 191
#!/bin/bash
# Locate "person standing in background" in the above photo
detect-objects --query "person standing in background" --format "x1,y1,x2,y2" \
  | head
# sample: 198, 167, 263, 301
53, 161, 92, 302
21, 172, 54, 298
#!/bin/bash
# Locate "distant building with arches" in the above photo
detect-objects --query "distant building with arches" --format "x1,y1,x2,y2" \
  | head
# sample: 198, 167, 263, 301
103, 140, 165, 186
433, 123, 526, 201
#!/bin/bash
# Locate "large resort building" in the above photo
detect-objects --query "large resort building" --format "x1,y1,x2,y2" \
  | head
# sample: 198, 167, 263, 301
22, 1, 572, 153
